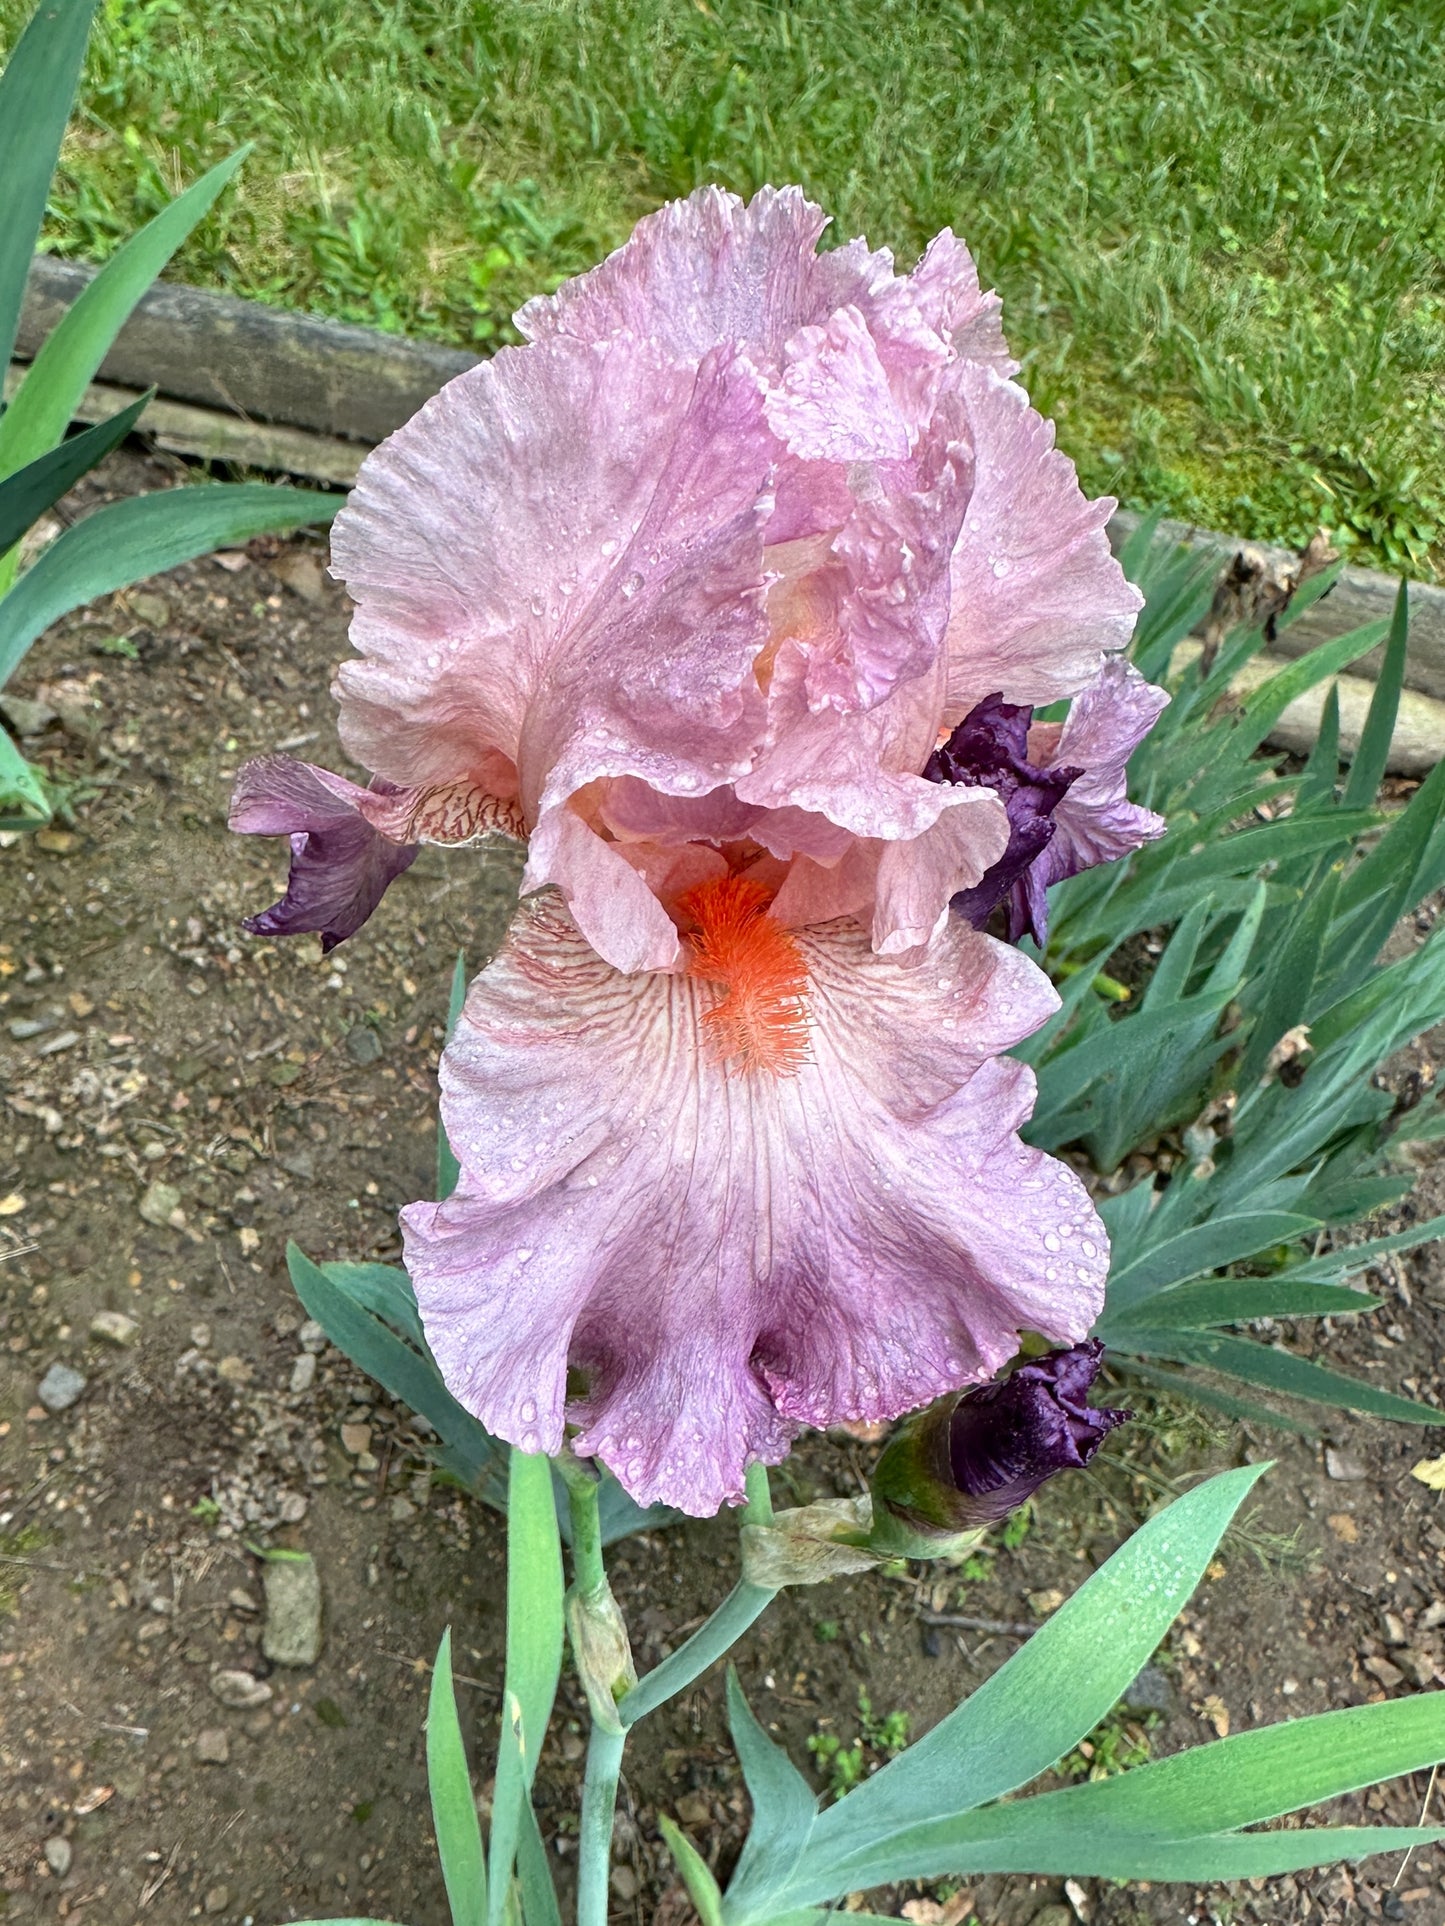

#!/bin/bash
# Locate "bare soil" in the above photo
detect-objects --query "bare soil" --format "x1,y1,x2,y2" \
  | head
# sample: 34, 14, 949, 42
5, 450, 1445, 1926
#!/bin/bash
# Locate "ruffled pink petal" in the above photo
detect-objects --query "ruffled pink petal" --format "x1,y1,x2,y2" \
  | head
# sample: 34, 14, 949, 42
330, 330, 780, 969
871, 794, 1014, 956
907, 229, 1017, 377
402, 894, 1105, 1515
517, 185, 913, 373
517, 185, 832, 360
522, 807, 684, 973
597, 776, 856, 867
768, 843, 880, 929
944, 365, 1143, 715
740, 379, 978, 827
767, 305, 915, 462
598, 774, 762, 846
520, 185, 965, 459
739, 623, 1010, 909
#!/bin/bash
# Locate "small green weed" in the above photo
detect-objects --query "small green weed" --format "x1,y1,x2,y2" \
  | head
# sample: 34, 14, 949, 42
809, 1690, 910, 1800
999, 1504, 1033, 1550
1061, 1705, 1159, 1782
0, 1524, 51, 1615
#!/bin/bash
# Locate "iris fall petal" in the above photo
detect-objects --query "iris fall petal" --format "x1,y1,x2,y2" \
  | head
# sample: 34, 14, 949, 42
401, 893, 1108, 1515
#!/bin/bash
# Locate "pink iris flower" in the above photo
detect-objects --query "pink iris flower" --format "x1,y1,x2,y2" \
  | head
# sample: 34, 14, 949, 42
232, 187, 1164, 1516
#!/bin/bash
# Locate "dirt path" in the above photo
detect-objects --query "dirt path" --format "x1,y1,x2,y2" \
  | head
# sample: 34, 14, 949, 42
4, 451, 1445, 1926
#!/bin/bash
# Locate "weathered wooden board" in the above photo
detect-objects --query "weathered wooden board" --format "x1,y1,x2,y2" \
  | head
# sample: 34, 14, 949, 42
17, 254, 1445, 731
1108, 510, 1445, 701
18, 254, 479, 446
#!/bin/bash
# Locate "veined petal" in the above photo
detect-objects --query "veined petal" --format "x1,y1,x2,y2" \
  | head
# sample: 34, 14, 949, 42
945, 365, 1143, 715
402, 894, 1106, 1515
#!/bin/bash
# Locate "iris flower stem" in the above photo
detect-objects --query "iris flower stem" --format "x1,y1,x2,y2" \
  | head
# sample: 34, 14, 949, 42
577, 1465, 778, 1924
565, 1456, 624, 1926
617, 1464, 777, 1728
559, 1451, 607, 1599
577, 1722, 626, 1926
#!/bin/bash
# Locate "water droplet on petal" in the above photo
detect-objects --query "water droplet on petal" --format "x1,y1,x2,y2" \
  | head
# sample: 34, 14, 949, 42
991, 557, 1010, 578
1043, 1231, 1061, 1253
520, 1397, 538, 1424
620, 571, 644, 599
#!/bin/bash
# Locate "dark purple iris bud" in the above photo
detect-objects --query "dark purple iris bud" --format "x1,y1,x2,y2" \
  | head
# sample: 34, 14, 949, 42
923, 694, 1081, 942
869, 1341, 1130, 1547
230, 755, 418, 954
947, 1339, 1130, 1520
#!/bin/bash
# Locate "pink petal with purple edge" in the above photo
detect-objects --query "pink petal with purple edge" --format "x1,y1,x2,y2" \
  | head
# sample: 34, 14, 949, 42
229, 756, 418, 953
944, 364, 1143, 716
401, 894, 1106, 1516
741, 643, 1011, 933
1050, 654, 1170, 778
1040, 657, 1169, 878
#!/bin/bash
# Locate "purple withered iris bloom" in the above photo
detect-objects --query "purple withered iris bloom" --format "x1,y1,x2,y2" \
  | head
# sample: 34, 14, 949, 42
947, 1339, 1130, 1522
924, 694, 1081, 936
230, 757, 419, 954
231, 756, 527, 952
927, 658, 1169, 947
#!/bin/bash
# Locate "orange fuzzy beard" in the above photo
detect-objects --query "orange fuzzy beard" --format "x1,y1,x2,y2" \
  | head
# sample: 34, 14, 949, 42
680, 875, 810, 1076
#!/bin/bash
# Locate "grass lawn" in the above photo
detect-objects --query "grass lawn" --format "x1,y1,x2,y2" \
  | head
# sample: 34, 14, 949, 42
7, 0, 1443, 576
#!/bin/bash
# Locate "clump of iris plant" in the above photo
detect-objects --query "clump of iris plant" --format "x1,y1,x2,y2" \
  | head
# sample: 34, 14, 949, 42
233, 186, 1165, 1517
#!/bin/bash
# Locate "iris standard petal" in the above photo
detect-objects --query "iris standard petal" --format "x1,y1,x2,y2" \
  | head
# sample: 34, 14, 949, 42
944, 364, 1143, 716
